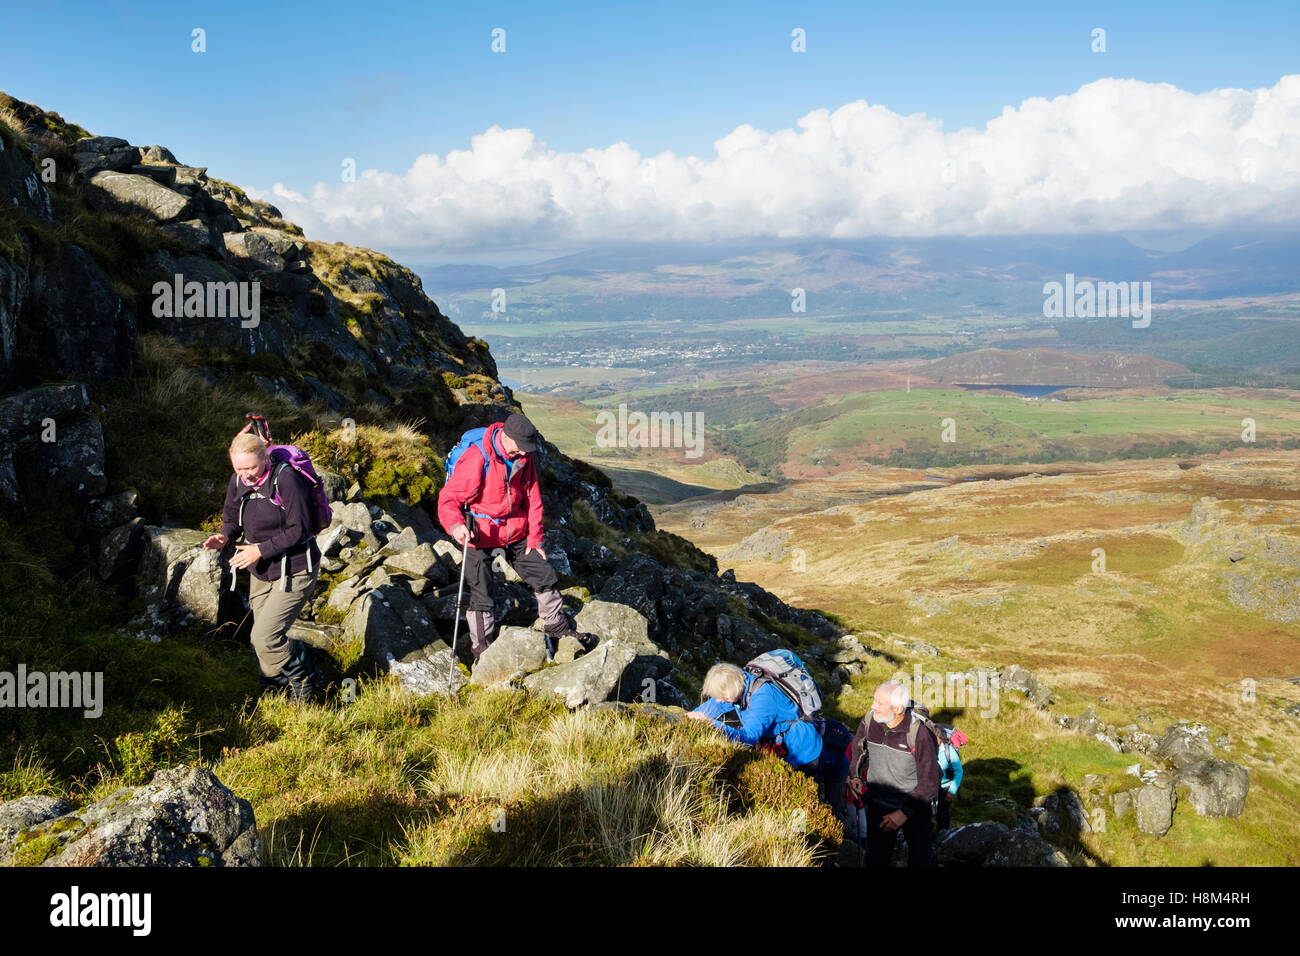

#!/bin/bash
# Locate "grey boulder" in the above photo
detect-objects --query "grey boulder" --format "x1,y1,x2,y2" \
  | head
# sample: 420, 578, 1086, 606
388, 647, 467, 697
934, 821, 1070, 867
470, 627, 550, 686
523, 639, 639, 709
1112, 773, 1176, 837
11, 766, 259, 866
87, 170, 193, 221
1174, 758, 1249, 817
1156, 722, 1214, 769
136, 526, 225, 623
344, 585, 439, 666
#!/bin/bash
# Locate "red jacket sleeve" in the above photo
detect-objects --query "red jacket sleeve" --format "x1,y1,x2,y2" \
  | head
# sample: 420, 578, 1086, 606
909, 721, 940, 806
437, 443, 485, 536
524, 455, 544, 549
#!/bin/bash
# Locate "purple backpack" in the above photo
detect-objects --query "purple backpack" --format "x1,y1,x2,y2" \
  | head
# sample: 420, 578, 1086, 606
267, 445, 333, 534
241, 415, 333, 534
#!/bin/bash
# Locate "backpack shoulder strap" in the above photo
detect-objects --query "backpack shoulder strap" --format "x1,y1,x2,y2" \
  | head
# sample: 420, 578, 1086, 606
740, 671, 763, 710
268, 458, 290, 508
906, 710, 936, 752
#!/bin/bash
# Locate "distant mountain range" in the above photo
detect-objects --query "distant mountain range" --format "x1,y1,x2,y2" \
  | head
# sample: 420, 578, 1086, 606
418, 232, 1300, 325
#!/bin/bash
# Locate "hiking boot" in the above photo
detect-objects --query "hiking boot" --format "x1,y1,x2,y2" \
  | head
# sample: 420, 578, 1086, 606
545, 623, 599, 655
280, 639, 322, 703
259, 670, 291, 698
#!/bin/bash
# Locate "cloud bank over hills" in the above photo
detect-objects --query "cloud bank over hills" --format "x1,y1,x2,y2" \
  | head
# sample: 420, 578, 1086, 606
260, 75, 1300, 255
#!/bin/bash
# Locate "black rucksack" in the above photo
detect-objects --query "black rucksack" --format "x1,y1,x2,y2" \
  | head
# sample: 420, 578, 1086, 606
811, 716, 855, 752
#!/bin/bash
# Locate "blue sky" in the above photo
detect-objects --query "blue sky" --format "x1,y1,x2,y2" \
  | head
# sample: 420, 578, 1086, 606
4, 1, 1294, 190
3, 1, 1297, 260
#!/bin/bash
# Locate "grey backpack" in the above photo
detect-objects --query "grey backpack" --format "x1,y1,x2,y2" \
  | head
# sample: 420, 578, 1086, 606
742, 649, 822, 717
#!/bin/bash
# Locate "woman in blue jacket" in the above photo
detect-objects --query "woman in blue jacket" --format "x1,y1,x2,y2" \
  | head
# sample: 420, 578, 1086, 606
935, 729, 963, 831
688, 662, 847, 819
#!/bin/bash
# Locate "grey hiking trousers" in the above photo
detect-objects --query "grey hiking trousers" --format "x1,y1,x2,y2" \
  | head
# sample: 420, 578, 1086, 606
247, 567, 319, 677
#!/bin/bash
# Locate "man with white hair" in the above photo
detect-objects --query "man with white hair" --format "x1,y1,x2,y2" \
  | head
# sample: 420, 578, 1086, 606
847, 680, 939, 867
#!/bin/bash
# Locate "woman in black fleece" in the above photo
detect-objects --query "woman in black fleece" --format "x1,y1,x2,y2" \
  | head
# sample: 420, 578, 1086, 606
203, 431, 322, 699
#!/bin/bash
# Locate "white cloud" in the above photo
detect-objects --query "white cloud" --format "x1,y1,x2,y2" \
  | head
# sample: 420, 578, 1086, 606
252, 75, 1300, 254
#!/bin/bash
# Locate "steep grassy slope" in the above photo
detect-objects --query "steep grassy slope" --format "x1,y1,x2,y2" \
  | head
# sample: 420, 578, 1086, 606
0, 96, 857, 867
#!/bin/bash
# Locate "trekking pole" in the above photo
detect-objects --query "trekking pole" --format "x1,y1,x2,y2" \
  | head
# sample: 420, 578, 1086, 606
447, 523, 472, 682
857, 803, 866, 867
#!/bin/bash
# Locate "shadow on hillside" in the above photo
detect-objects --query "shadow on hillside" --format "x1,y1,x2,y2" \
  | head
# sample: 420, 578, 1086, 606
959, 757, 1109, 867
260, 790, 434, 866
408, 748, 839, 867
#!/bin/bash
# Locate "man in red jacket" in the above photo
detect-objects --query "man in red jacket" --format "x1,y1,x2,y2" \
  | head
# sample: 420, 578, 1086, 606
437, 413, 585, 661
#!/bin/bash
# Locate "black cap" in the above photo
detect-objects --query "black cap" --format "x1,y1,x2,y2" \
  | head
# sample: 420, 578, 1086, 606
503, 413, 540, 453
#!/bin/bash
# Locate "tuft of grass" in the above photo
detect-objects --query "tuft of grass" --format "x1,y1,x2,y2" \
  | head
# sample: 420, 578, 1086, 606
297, 421, 443, 507
213, 680, 839, 867
0, 748, 61, 801
112, 706, 193, 786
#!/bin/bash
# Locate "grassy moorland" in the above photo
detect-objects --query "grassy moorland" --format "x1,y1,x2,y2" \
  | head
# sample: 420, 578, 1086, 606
652, 453, 1300, 865
523, 377, 1300, 865
523, 376, 1300, 489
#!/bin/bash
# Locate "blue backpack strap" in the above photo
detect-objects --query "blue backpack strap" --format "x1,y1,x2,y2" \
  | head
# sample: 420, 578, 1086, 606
448, 428, 494, 488
447, 428, 505, 525
478, 432, 493, 483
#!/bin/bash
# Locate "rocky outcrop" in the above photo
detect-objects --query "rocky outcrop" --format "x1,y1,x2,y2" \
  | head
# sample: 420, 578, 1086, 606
0, 796, 73, 854
86, 170, 194, 222
720, 526, 792, 562
343, 585, 439, 666
1155, 722, 1214, 768
1178, 497, 1300, 625
1174, 758, 1249, 818
0, 382, 107, 510
2, 94, 496, 421
71, 135, 140, 174
0, 766, 258, 866
1031, 788, 1091, 838
999, 664, 1052, 708
135, 527, 230, 625
935, 821, 1070, 867
387, 647, 467, 698
522, 638, 642, 709
0, 129, 52, 220
1111, 772, 1176, 837
470, 627, 551, 686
